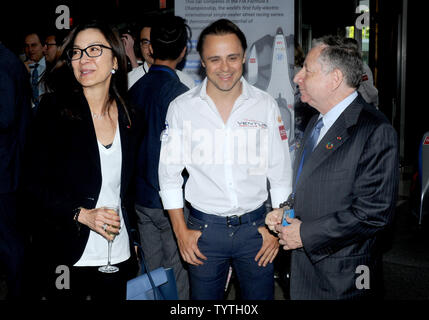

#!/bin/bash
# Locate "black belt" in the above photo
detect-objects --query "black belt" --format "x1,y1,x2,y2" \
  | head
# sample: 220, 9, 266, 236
190, 205, 266, 226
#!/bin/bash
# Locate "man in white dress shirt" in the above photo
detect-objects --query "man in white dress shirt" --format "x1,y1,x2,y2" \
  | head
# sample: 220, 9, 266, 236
158, 19, 292, 300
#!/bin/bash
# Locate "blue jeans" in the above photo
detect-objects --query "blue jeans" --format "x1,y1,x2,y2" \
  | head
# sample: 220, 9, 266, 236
187, 206, 274, 300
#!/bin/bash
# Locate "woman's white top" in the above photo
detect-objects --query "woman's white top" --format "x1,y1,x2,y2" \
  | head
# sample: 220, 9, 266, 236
74, 124, 131, 266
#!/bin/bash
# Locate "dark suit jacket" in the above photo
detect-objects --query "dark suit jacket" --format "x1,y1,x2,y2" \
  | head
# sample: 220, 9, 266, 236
291, 94, 399, 299
0, 43, 31, 194
25, 90, 139, 268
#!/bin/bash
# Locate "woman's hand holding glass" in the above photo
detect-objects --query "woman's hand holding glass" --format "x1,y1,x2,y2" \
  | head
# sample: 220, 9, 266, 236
78, 206, 121, 241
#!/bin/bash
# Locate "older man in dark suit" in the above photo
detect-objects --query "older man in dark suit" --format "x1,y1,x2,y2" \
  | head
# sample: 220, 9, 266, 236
0, 42, 32, 298
266, 36, 399, 299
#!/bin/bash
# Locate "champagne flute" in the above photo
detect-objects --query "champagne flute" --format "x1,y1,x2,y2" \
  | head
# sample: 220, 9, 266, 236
98, 205, 120, 273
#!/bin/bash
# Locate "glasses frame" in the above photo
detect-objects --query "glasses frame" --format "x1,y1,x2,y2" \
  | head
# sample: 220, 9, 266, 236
67, 44, 113, 61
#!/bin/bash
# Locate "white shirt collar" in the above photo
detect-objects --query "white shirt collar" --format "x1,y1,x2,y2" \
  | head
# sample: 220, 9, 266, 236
320, 91, 358, 129
36, 56, 46, 69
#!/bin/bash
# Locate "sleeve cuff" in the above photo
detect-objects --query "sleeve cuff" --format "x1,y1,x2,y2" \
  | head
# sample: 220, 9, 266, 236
270, 187, 292, 208
159, 189, 184, 210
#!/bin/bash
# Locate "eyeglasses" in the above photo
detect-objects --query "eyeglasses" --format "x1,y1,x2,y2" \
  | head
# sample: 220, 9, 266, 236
140, 38, 150, 47
67, 44, 112, 61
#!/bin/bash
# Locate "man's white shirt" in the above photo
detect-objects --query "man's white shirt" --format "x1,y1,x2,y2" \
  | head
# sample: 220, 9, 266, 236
158, 77, 292, 216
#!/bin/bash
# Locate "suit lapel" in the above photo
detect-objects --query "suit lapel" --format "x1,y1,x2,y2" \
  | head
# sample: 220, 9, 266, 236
295, 99, 363, 190
75, 93, 102, 175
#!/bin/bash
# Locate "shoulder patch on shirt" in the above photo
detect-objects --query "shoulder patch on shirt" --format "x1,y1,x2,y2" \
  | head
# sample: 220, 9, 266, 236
279, 125, 288, 140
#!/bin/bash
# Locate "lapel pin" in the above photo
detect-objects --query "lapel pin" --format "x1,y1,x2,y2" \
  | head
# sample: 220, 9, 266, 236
337, 136, 342, 140
326, 142, 334, 150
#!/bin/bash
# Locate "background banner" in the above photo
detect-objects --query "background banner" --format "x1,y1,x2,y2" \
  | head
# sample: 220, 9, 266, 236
175, 0, 296, 158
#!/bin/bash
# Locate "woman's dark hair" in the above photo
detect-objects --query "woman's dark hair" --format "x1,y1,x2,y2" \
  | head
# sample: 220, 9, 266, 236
196, 19, 247, 57
150, 15, 191, 61
48, 20, 130, 123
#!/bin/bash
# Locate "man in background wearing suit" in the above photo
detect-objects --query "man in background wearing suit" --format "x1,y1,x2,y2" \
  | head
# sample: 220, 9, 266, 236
0, 42, 32, 299
266, 35, 399, 299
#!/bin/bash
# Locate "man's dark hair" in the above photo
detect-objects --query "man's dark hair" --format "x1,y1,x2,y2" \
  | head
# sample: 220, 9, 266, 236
196, 19, 247, 57
139, 15, 156, 31
45, 29, 70, 47
150, 15, 191, 61
23, 30, 45, 46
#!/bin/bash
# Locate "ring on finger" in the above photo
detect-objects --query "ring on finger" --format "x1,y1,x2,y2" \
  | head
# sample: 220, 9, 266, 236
103, 223, 108, 232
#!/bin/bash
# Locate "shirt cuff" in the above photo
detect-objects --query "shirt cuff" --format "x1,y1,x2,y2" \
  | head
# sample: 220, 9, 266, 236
270, 187, 292, 208
159, 189, 184, 210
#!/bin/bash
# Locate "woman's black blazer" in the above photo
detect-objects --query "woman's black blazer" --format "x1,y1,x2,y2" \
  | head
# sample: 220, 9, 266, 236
25, 90, 139, 268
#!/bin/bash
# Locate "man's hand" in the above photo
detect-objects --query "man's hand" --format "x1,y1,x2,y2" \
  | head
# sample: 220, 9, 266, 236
121, 34, 139, 69
274, 216, 303, 250
168, 208, 207, 266
265, 208, 283, 232
254, 226, 280, 267
24, 60, 35, 73
175, 227, 207, 266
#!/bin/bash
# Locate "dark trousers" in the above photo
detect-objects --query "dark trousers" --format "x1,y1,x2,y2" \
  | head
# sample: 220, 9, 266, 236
187, 206, 274, 300
135, 204, 190, 299
0, 193, 25, 299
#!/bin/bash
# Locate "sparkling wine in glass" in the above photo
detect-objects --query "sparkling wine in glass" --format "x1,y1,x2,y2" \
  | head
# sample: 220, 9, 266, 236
98, 205, 120, 273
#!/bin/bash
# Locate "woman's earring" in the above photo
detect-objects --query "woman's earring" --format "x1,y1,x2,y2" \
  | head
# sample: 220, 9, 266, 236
111, 69, 116, 74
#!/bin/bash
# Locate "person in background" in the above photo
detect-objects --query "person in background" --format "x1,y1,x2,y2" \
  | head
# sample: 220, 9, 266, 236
25, 20, 139, 300
266, 35, 398, 299
0, 41, 32, 299
23, 31, 46, 112
343, 37, 378, 108
43, 30, 69, 65
129, 15, 192, 300
122, 16, 195, 90
159, 19, 292, 300
41, 29, 71, 95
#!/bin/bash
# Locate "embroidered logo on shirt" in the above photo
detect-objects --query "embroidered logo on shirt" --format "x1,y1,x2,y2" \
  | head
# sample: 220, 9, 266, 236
237, 119, 268, 129
278, 125, 288, 140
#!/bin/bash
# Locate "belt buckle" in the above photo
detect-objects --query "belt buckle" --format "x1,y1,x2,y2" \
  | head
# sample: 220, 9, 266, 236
226, 215, 241, 226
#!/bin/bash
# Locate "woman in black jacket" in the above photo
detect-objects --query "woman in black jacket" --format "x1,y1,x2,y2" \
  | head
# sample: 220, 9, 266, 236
26, 20, 139, 300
